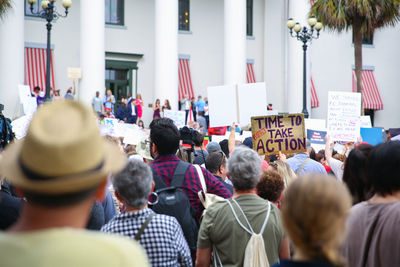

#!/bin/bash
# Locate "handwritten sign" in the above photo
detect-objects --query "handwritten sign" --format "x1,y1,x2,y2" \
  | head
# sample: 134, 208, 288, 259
67, 67, 82, 79
327, 91, 361, 142
251, 113, 306, 156
164, 110, 186, 129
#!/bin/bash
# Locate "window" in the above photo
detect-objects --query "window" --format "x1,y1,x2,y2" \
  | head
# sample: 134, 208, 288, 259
362, 34, 373, 45
105, 0, 124, 25
352, 33, 374, 45
25, 0, 43, 17
246, 0, 253, 36
179, 0, 190, 31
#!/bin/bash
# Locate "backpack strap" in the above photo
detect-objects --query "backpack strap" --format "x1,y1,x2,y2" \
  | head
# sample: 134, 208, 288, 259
226, 198, 271, 235
134, 213, 155, 241
171, 161, 190, 188
296, 158, 310, 175
225, 199, 253, 235
259, 201, 271, 234
151, 168, 168, 191
194, 165, 207, 194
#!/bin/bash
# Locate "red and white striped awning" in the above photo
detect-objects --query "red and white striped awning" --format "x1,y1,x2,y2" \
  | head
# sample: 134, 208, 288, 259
178, 58, 194, 100
352, 70, 383, 110
246, 63, 256, 83
25, 47, 55, 92
310, 76, 319, 108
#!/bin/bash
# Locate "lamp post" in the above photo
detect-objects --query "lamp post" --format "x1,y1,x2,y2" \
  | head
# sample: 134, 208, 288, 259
287, 16, 322, 118
28, 0, 72, 101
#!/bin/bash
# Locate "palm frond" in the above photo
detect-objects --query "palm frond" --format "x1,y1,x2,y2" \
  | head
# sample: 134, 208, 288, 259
0, 0, 12, 20
310, 0, 400, 35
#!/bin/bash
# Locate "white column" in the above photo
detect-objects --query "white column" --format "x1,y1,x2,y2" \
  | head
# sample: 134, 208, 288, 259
287, 0, 309, 114
79, 0, 105, 105
224, 0, 247, 85
0, 0, 25, 119
264, 0, 286, 111
154, 0, 178, 110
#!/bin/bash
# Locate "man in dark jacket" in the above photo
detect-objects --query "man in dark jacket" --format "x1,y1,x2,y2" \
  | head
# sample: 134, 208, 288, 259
126, 98, 138, 124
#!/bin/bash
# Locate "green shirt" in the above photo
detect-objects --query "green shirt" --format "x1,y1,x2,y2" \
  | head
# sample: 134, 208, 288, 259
198, 195, 285, 267
0, 228, 149, 267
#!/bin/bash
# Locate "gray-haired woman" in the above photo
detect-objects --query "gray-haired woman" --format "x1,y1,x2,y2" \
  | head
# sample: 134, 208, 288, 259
101, 160, 192, 267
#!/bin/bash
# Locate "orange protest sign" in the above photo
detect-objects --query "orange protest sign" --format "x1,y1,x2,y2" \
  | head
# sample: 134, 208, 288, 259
251, 113, 306, 156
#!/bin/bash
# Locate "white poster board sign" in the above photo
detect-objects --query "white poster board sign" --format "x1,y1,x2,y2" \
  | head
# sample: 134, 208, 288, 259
237, 82, 267, 127
208, 84, 237, 128
67, 67, 82, 79
208, 83, 267, 128
327, 91, 361, 142
163, 110, 186, 129
305, 119, 326, 131
11, 115, 32, 140
18, 85, 37, 115
360, 115, 372, 128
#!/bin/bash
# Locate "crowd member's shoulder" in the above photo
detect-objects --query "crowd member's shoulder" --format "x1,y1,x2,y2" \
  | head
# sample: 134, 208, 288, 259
73, 229, 150, 266
203, 198, 230, 217
152, 213, 182, 231
0, 228, 149, 267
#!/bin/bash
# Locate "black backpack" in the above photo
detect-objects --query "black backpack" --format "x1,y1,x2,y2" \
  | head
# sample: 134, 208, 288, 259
0, 115, 15, 150
151, 161, 199, 251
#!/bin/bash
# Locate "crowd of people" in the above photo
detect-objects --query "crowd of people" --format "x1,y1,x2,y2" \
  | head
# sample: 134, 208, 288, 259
0, 99, 399, 267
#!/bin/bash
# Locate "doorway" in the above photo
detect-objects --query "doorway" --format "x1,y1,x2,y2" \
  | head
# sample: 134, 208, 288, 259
105, 69, 129, 101
105, 59, 138, 107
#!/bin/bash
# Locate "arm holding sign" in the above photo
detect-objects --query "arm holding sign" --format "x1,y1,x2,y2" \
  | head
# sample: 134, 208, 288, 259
325, 135, 344, 181
228, 123, 236, 153
325, 135, 332, 161
278, 151, 287, 162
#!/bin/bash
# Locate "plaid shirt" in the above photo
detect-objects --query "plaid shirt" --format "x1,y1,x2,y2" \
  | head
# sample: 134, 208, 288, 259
101, 208, 192, 267
151, 155, 232, 220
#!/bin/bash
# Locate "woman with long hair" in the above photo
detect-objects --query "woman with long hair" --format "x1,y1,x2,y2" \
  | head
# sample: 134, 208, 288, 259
273, 174, 352, 267
135, 93, 144, 124
162, 99, 171, 112
152, 99, 161, 119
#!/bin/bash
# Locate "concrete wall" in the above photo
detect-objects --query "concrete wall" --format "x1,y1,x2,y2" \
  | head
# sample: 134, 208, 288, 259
18, 0, 400, 129
24, 0, 81, 98
310, 24, 400, 128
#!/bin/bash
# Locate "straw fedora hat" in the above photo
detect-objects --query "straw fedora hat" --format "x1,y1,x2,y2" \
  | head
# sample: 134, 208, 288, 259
0, 101, 126, 194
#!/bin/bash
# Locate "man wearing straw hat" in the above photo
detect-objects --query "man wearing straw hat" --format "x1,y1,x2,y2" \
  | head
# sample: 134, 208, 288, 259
0, 101, 148, 267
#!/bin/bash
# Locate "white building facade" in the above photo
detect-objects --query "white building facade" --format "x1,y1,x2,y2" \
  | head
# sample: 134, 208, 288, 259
0, 0, 399, 128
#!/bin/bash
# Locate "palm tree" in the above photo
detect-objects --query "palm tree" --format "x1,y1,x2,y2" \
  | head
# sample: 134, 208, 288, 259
310, 0, 400, 111
0, 0, 12, 20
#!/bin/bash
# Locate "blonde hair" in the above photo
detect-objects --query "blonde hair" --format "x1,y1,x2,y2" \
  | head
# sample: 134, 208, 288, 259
282, 174, 351, 266
269, 160, 296, 188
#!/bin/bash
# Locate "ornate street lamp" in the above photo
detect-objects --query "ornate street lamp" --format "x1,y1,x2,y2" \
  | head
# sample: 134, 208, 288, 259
27, 0, 72, 101
287, 16, 322, 118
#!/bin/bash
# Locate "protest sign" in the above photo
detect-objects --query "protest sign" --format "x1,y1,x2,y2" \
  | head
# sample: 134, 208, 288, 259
237, 82, 267, 127
307, 129, 327, 153
11, 115, 32, 140
163, 110, 186, 129
360, 116, 372, 128
67, 67, 82, 79
18, 85, 37, 115
208, 84, 238, 128
360, 127, 384, 146
208, 83, 267, 128
305, 118, 326, 131
307, 129, 326, 144
327, 91, 361, 142
251, 113, 306, 156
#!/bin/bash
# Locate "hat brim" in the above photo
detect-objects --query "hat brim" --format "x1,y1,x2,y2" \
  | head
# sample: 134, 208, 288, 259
0, 139, 126, 194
